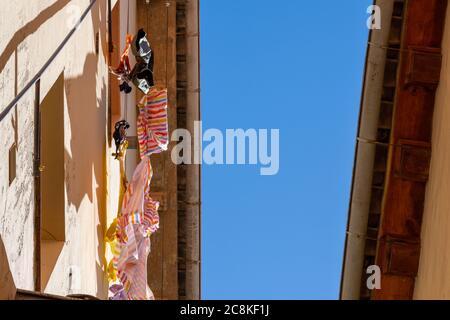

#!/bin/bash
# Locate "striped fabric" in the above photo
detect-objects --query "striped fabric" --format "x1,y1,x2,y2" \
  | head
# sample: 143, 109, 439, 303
107, 156, 159, 300
106, 89, 169, 300
137, 88, 169, 158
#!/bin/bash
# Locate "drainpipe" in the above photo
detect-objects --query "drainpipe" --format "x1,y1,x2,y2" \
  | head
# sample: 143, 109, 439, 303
340, 0, 394, 300
108, 0, 114, 55
33, 80, 41, 292
185, 0, 201, 300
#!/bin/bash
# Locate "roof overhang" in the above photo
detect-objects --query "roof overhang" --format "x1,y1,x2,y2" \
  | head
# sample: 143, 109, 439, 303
340, 0, 396, 300
341, 0, 448, 300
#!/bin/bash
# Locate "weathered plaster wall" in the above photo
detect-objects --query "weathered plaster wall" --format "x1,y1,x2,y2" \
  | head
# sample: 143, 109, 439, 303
414, 3, 450, 300
0, 0, 124, 298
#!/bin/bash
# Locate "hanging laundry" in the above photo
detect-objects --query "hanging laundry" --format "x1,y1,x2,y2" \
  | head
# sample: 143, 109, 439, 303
119, 81, 132, 94
111, 34, 133, 76
106, 123, 130, 285
106, 88, 169, 300
110, 34, 134, 94
130, 29, 155, 94
108, 156, 160, 300
110, 29, 155, 95
112, 120, 130, 160
137, 88, 169, 157
132, 29, 153, 64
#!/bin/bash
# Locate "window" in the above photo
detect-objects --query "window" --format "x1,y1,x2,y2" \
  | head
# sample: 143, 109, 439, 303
40, 72, 65, 290
8, 143, 16, 185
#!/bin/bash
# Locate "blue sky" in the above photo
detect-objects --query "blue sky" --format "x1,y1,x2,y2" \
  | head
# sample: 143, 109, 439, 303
200, 0, 372, 300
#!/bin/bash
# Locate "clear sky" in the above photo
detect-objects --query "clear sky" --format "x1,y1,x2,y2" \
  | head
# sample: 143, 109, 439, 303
200, 0, 372, 300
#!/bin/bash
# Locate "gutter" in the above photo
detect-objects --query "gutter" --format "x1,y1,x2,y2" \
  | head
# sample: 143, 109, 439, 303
340, 0, 394, 300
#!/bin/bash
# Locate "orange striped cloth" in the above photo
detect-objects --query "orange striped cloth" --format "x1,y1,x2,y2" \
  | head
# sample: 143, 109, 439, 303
137, 88, 169, 158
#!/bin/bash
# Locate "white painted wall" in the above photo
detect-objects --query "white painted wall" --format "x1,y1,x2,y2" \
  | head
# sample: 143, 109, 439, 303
414, 3, 450, 300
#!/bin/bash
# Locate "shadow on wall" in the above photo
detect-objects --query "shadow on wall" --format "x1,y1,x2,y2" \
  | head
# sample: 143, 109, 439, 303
0, 234, 16, 299
91, 0, 109, 68
37, 0, 110, 298
40, 71, 65, 291
0, 0, 111, 298
64, 51, 108, 298
0, 0, 71, 75
52, 0, 109, 297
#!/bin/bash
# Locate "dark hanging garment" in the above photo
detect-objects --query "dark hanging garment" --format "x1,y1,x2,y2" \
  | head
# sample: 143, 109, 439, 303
113, 120, 130, 159
130, 29, 155, 94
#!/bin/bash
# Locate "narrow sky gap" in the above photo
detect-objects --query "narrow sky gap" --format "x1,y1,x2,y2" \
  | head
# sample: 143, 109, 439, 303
201, 0, 372, 300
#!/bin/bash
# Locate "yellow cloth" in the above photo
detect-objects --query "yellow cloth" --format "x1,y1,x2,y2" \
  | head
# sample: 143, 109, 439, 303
106, 140, 128, 282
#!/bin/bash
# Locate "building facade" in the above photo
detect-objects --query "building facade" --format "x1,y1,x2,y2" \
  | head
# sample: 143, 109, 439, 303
341, 0, 450, 300
0, 0, 200, 300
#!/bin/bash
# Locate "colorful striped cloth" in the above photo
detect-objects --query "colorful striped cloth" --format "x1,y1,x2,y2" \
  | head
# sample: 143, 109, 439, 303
107, 157, 159, 300
106, 88, 169, 300
137, 88, 169, 158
